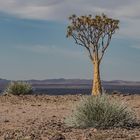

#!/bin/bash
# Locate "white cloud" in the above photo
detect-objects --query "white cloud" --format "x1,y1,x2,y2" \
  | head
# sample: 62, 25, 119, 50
0, 0, 140, 39
131, 45, 140, 50
115, 19, 140, 40
0, 0, 139, 20
117, 1, 140, 19
15, 45, 87, 59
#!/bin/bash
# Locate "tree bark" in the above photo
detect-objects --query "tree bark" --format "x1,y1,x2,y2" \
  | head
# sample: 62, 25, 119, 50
92, 60, 102, 96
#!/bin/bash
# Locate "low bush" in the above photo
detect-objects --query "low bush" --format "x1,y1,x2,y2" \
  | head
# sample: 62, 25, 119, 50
65, 95, 136, 128
4, 81, 33, 95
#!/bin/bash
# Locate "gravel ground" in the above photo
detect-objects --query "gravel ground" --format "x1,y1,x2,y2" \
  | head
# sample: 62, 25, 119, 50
0, 94, 140, 140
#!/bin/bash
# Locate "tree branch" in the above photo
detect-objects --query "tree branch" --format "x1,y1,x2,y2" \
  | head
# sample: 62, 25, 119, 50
72, 34, 94, 61
99, 35, 111, 63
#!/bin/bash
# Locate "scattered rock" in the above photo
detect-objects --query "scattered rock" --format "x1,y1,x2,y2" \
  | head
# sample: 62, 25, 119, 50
0, 94, 140, 140
22, 136, 32, 140
50, 133, 65, 140
4, 119, 9, 123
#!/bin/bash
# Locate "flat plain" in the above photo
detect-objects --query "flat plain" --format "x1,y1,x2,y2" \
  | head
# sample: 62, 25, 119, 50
0, 94, 140, 140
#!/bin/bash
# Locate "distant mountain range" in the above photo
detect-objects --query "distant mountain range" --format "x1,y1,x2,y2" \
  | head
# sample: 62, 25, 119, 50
28, 79, 140, 86
0, 78, 140, 88
0, 78, 140, 94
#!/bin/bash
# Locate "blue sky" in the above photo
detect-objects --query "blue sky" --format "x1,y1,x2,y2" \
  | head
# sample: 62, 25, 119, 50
0, 0, 140, 81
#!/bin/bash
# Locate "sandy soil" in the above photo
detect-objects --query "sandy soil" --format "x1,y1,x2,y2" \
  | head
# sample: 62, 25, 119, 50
0, 94, 140, 140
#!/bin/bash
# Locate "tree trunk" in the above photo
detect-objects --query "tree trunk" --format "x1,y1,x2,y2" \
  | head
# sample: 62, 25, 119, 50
92, 60, 102, 96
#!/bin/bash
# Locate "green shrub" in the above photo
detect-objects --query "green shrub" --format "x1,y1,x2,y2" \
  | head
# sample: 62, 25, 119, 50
4, 81, 33, 95
65, 95, 136, 128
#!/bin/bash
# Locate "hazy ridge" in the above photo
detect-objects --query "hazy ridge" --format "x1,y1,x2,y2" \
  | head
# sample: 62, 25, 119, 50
0, 78, 140, 95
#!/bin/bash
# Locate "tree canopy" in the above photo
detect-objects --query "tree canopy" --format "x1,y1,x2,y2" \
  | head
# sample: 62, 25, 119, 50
67, 14, 119, 63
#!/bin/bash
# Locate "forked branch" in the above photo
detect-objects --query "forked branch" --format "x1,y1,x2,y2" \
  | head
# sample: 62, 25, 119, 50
67, 14, 119, 63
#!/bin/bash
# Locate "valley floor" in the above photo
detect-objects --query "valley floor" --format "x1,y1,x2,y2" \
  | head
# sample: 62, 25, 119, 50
0, 94, 140, 140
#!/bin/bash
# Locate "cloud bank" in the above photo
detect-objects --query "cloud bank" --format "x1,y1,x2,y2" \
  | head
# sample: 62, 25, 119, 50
0, 0, 140, 48
0, 0, 139, 20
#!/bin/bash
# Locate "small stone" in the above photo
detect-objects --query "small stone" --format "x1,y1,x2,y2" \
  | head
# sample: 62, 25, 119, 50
93, 128, 97, 132
23, 136, 32, 140
50, 133, 65, 140
4, 119, 9, 123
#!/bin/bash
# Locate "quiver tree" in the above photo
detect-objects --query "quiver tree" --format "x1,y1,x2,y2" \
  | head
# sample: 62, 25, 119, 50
67, 14, 119, 96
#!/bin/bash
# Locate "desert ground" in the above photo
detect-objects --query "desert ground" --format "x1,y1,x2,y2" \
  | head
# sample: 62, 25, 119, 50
0, 94, 140, 140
